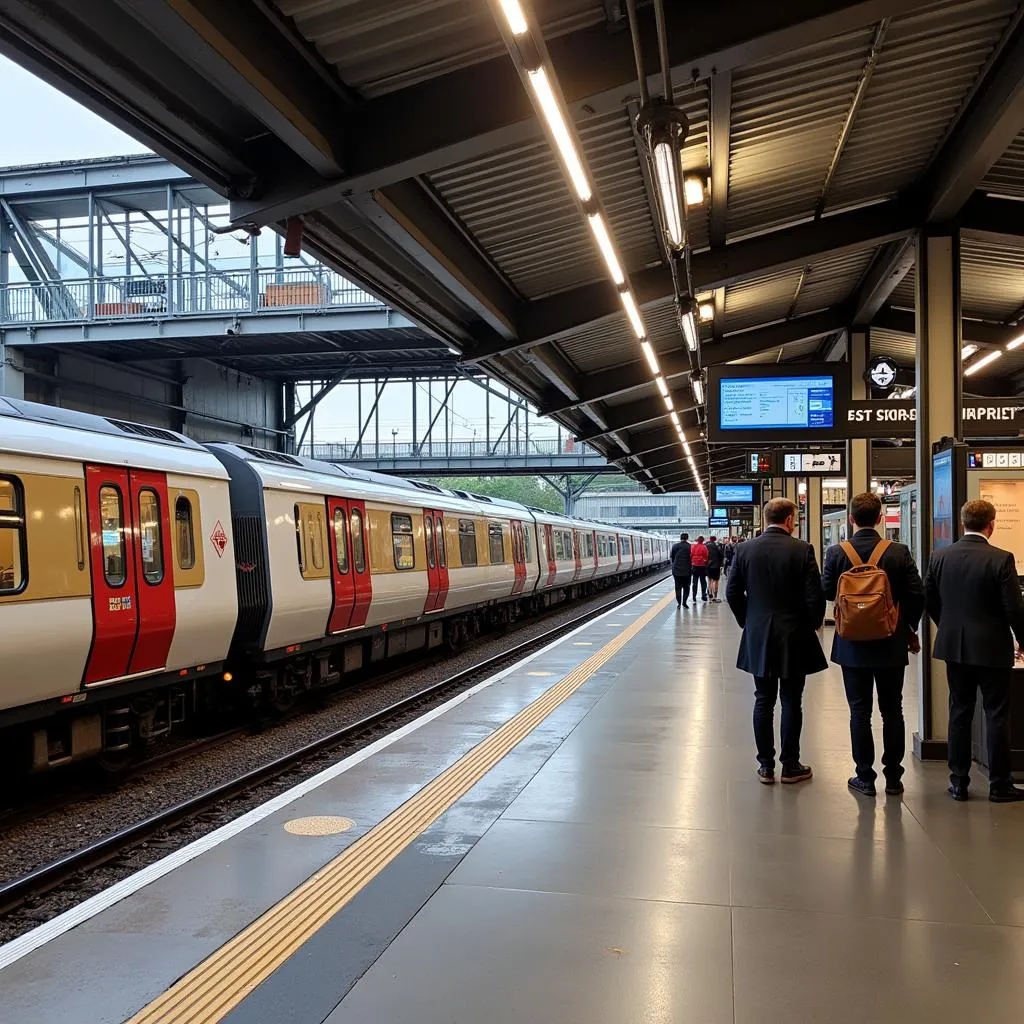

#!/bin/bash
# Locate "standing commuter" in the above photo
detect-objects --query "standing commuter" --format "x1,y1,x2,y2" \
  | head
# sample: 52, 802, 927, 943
726, 498, 827, 784
706, 535, 724, 602
724, 536, 736, 576
690, 535, 709, 603
670, 532, 692, 608
924, 500, 1024, 802
821, 492, 925, 797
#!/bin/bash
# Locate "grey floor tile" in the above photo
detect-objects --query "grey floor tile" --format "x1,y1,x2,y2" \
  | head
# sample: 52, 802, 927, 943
448, 817, 731, 906
732, 906, 1024, 1024
326, 886, 735, 1024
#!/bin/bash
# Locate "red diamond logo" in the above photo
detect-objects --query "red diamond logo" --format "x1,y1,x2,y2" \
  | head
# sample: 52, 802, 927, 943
210, 520, 228, 558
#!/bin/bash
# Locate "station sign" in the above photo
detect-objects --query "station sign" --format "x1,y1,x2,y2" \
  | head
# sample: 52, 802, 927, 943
708, 517, 729, 528
746, 451, 775, 477
782, 451, 844, 474
969, 450, 1024, 469
845, 399, 1024, 438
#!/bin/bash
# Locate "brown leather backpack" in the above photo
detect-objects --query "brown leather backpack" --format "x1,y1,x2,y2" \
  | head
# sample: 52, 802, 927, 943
834, 540, 900, 641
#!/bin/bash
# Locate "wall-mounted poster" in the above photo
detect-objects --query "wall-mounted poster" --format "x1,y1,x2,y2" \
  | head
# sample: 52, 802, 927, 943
979, 478, 1024, 575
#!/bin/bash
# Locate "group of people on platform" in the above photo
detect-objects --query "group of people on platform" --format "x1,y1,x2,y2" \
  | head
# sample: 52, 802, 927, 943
668, 533, 732, 606
670, 493, 1024, 803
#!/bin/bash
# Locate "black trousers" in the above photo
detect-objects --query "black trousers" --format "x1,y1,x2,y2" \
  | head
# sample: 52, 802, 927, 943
753, 675, 806, 770
946, 662, 1013, 790
841, 665, 905, 784
673, 573, 691, 605
691, 568, 708, 601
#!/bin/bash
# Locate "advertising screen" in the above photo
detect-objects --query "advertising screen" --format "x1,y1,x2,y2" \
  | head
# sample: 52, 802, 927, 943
932, 448, 955, 551
714, 483, 755, 505
711, 507, 728, 519
979, 478, 1024, 575
719, 375, 834, 431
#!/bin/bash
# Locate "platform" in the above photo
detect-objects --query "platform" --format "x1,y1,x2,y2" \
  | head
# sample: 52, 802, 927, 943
3, 581, 1024, 1024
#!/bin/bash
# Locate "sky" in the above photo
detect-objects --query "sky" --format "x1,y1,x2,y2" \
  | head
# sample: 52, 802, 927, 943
0, 57, 151, 166
0, 56, 574, 454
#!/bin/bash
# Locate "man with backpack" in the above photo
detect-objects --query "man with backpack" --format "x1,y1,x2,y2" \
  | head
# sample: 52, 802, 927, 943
690, 535, 710, 603
821, 491, 925, 797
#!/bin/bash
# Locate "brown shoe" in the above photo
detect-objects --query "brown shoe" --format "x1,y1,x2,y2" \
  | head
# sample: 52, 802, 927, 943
781, 763, 813, 784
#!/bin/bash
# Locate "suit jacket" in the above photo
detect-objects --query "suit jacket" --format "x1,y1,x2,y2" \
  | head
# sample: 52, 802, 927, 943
725, 527, 828, 678
707, 542, 724, 572
925, 534, 1024, 668
822, 529, 925, 668
670, 541, 691, 575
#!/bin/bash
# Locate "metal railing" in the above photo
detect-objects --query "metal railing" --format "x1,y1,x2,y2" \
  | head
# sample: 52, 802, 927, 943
301, 438, 608, 462
0, 266, 383, 324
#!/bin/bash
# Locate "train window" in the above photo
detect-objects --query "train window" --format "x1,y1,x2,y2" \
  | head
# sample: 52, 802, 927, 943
488, 522, 505, 564
308, 509, 325, 570
334, 508, 348, 574
0, 476, 26, 594
175, 496, 196, 570
294, 503, 305, 574
522, 526, 532, 562
100, 485, 127, 587
73, 486, 86, 571
138, 489, 164, 585
552, 530, 562, 560
434, 516, 447, 567
458, 519, 478, 566
392, 513, 415, 570
424, 513, 435, 569
584, 533, 594, 559
351, 508, 366, 573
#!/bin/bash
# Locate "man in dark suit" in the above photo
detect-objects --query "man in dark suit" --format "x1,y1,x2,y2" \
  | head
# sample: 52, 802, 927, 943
726, 498, 827, 784
822, 492, 925, 797
669, 532, 692, 608
925, 499, 1024, 802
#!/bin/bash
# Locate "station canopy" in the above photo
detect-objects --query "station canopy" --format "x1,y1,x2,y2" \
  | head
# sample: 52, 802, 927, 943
5, 0, 1024, 490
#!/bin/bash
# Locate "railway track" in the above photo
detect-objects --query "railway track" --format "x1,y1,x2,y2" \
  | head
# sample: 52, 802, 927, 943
0, 573, 669, 922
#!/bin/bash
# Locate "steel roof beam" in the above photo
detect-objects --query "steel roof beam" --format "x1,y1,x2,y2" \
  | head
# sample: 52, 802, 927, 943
461, 200, 914, 364
231, 1, 935, 225
708, 72, 732, 248
575, 393, 699, 444
872, 306, 1018, 348
851, 11, 1024, 324
961, 194, 1024, 243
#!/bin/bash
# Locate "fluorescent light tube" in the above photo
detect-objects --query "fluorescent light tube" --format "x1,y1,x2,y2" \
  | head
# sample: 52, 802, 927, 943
680, 307, 698, 351
620, 290, 646, 339
698, 302, 715, 323
961, 343, 978, 359
641, 340, 660, 374
1007, 334, 1024, 351
692, 376, 704, 405
587, 212, 624, 286
964, 349, 1002, 376
653, 140, 683, 247
655, 375, 669, 397
527, 67, 592, 202
498, 0, 529, 35
663, 393, 674, 411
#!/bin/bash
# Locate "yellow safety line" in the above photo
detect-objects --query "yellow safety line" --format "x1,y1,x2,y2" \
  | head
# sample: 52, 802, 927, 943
128, 589, 674, 1024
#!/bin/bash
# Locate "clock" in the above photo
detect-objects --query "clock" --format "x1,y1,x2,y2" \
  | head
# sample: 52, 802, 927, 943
867, 356, 898, 393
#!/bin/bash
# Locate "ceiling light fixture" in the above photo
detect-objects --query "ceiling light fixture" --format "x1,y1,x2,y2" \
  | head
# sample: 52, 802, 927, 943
636, 101, 689, 251
663, 393, 674, 411
678, 300, 699, 352
621, 290, 646, 339
587, 212, 625, 285
961, 343, 979, 360
691, 373, 704, 406
670, 411, 681, 428
527, 67, 592, 202
498, 0, 529, 34
655, 375, 669, 397
964, 349, 1002, 376
641, 340, 660, 374
1007, 334, 1024, 351
683, 175, 706, 207
698, 302, 715, 323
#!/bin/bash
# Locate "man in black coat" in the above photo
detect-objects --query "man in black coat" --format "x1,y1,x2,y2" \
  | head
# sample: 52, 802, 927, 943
669, 532, 692, 608
822, 492, 925, 797
706, 535, 724, 602
924, 499, 1024, 802
726, 498, 827, 784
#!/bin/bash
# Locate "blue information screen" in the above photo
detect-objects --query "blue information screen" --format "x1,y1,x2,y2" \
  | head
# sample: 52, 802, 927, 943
714, 483, 755, 504
932, 449, 955, 551
719, 375, 834, 431
712, 507, 728, 519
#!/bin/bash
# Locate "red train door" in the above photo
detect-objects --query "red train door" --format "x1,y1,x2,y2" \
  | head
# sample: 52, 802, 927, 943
572, 530, 582, 581
511, 520, 527, 595
126, 470, 176, 674
431, 511, 449, 611
349, 500, 372, 626
544, 524, 556, 586
591, 529, 598, 572
328, 497, 356, 632
423, 508, 440, 612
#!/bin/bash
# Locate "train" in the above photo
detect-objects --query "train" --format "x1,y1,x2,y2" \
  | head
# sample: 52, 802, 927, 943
0, 398, 670, 772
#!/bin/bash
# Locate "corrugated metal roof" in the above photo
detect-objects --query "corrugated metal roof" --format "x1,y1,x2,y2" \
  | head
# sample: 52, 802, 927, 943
983, 130, 1024, 198
890, 264, 916, 309
727, 27, 876, 238
870, 327, 917, 364
825, 0, 1017, 211
791, 246, 879, 316
730, 337, 823, 365
723, 267, 803, 334
430, 104, 665, 300
961, 236, 1024, 320
274, 0, 604, 97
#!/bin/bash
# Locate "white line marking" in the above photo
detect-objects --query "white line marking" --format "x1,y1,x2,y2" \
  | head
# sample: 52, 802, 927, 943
0, 583, 663, 971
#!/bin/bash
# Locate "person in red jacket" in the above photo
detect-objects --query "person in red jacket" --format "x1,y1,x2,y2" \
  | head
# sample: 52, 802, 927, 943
690, 535, 710, 603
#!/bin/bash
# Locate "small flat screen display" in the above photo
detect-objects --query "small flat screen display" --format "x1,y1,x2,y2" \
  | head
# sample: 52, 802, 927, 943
712, 507, 728, 519
932, 449, 955, 551
719, 375, 835, 431
714, 483, 755, 505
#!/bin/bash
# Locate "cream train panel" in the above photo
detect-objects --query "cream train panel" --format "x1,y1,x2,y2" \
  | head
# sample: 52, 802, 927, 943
0, 599, 93, 710
164, 473, 238, 670
262, 489, 332, 651
364, 570, 429, 627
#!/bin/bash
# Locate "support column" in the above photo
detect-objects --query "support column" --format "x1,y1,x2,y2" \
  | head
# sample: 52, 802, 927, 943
805, 476, 823, 563
847, 328, 870, 501
914, 228, 962, 761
